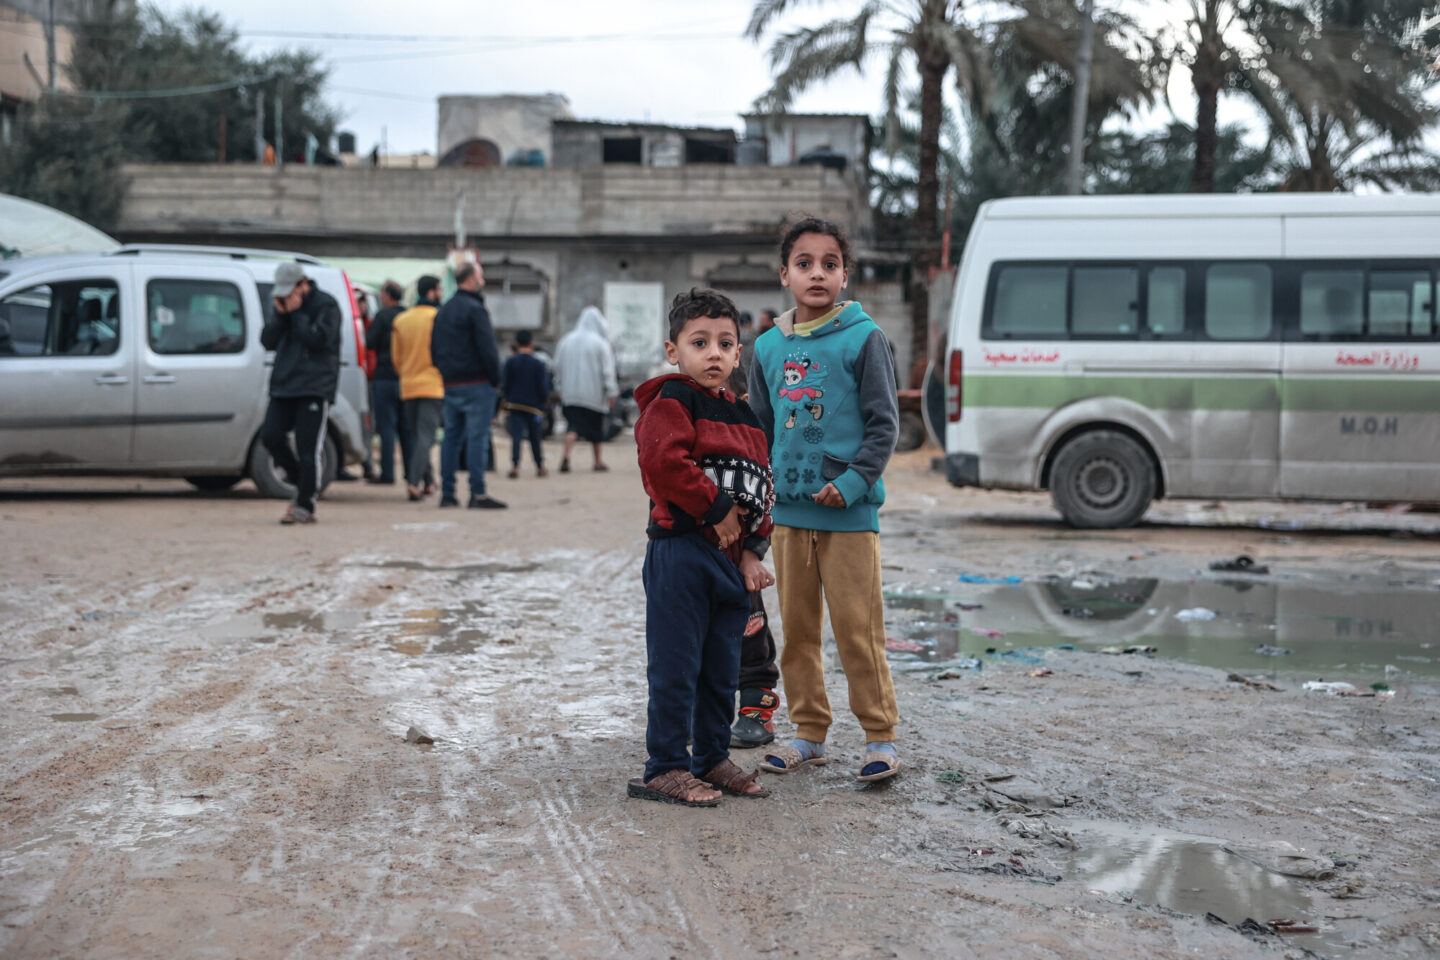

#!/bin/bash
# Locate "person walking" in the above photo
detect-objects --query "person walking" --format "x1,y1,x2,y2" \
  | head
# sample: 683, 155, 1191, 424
364, 280, 410, 485
553, 306, 618, 473
502, 330, 551, 478
259, 262, 341, 525
390, 275, 443, 501
431, 262, 506, 510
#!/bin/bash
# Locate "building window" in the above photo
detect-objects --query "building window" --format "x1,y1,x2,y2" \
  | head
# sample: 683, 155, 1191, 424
602, 137, 642, 164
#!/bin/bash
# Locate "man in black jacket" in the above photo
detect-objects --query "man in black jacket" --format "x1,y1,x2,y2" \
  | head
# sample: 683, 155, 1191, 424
431, 262, 506, 509
364, 280, 409, 485
259, 262, 341, 524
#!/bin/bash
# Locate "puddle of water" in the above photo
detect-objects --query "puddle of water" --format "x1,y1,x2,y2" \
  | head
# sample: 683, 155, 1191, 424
198, 609, 366, 642
1056, 820, 1341, 951
386, 602, 490, 656
48, 712, 100, 722
885, 576, 1440, 681
71, 786, 218, 850
356, 559, 540, 577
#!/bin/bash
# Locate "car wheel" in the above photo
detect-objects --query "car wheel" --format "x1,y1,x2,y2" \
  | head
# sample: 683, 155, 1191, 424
895, 410, 926, 452
185, 474, 243, 491
247, 432, 341, 500
1049, 429, 1156, 529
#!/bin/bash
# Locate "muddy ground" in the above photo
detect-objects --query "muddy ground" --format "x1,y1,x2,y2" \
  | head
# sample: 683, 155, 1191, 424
2, 445, 1438, 959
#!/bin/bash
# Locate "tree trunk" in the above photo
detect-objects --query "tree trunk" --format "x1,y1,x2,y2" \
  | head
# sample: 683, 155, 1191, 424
909, 49, 946, 388
1190, 9, 1222, 193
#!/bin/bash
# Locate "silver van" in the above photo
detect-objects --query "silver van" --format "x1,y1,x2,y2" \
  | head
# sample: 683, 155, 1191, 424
0, 245, 370, 497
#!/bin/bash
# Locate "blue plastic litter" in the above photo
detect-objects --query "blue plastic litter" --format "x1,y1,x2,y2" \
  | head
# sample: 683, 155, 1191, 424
1056, 644, 1076, 651
959, 574, 1023, 584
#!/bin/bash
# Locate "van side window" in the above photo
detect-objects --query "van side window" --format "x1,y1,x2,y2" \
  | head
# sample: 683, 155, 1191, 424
1300, 269, 1364, 337
1204, 263, 1272, 340
147, 279, 245, 354
991, 266, 1066, 336
1146, 267, 1186, 335
1072, 267, 1139, 336
1367, 269, 1432, 338
0, 279, 121, 356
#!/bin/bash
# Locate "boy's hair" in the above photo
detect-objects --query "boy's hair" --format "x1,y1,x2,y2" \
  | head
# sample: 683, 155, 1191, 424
667, 287, 740, 343
779, 214, 854, 271
514, 329, 533, 347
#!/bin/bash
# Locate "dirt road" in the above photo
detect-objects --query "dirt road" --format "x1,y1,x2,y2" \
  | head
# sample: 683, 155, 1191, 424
3, 447, 1438, 959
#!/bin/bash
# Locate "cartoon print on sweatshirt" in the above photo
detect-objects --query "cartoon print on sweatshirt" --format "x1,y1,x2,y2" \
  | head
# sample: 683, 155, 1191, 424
779, 355, 826, 429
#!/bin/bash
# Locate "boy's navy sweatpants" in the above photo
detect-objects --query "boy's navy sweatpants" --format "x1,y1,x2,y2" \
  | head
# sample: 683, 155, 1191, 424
642, 533, 749, 783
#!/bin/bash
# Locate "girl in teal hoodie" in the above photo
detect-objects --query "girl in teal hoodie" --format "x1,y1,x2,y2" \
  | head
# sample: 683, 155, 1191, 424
747, 216, 902, 783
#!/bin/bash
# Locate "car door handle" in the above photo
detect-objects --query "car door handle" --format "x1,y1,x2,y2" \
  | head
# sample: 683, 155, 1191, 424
143, 374, 177, 384
94, 374, 130, 386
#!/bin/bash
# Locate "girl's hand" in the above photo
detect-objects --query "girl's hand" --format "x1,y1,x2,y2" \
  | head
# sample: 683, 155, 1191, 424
739, 551, 774, 592
812, 482, 846, 508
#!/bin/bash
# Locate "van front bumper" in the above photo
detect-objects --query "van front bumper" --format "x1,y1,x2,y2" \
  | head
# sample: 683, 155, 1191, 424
945, 452, 980, 487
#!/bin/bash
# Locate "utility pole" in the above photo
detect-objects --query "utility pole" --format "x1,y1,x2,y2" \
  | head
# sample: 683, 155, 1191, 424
1064, 0, 1096, 195
45, 0, 58, 91
218, 110, 227, 163
274, 80, 284, 167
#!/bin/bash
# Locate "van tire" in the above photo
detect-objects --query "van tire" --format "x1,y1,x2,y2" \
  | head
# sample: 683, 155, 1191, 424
1049, 430, 1155, 529
896, 411, 927, 452
247, 431, 340, 500
185, 475, 243, 491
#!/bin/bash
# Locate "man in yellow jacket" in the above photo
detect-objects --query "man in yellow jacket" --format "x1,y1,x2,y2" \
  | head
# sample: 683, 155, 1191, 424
390, 275, 444, 501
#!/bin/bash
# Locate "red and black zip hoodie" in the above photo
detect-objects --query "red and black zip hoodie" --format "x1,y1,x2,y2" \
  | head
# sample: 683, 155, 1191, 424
634, 373, 775, 564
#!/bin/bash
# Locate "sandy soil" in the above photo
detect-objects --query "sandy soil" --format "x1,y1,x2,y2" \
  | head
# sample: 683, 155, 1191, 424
2, 444, 1438, 959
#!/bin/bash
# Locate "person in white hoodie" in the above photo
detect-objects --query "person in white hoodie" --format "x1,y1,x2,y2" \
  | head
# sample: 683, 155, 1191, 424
552, 305, 619, 472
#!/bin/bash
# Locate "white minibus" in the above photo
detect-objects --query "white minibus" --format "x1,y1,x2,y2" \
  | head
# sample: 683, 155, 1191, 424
942, 194, 1440, 527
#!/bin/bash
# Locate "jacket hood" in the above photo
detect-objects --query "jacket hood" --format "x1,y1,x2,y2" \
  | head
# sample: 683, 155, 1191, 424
635, 373, 730, 412
773, 300, 869, 337
576, 306, 609, 339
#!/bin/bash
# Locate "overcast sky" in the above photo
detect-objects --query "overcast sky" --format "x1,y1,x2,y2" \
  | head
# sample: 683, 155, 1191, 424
149, 1, 1223, 156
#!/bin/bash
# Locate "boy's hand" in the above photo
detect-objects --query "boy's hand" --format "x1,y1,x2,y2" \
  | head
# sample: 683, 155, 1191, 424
713, 503, 745, 549
739, 550, 774, 592
812, 482, 847, 508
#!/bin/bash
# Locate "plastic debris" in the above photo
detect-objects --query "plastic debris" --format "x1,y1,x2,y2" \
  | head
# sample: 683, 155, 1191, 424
958, 574, 1022, 584
885, 636, 924, 653
969, 627, 1005, 639
1070, 579, 1095, 590
1123, 645, 1156, 655
1268, 919, 1318, 934
1175, 607, 1217, 621
1223, 840, 1336, 880
1056, 644, 1076, 651
932, 658, 984, 679
1254, 644, 1292, 656
1303, 681, 1355, 695
1060, 606, 1095, 618
953, 602, 984, 611
1027, 668, 1054, 677
1209, 554, 1270, 574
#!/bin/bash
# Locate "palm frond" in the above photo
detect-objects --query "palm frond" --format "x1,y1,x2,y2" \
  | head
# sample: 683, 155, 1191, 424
753, 4, 884, 111
745, 0, 844, 42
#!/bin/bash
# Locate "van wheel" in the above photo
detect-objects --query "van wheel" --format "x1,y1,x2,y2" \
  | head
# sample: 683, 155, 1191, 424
247, 432, 341, 500
185, 474, 243, 491
1049, 430, 1155, 529
896, 411, 927, 452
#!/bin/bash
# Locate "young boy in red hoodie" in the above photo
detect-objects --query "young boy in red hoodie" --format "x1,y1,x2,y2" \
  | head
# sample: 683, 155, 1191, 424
628, 288, 775, 806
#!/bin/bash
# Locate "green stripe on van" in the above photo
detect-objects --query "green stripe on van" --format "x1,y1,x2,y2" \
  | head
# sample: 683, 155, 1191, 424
963, 375, 1433, 412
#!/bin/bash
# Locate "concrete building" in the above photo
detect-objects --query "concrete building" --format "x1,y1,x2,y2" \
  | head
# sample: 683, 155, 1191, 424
552, 120, 736, 168
742, 113, 872, 179
436, 93, 572, 167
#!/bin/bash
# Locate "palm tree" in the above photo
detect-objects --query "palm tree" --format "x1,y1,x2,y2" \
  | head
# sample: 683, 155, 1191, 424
747, 0, 1154, 385
1238, 0, 1440, 191
1176, 1, 1246, 192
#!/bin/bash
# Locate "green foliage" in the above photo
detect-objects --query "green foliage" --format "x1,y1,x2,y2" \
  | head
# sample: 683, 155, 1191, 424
0, 3, 338, 225
1089, 123, 1276, 194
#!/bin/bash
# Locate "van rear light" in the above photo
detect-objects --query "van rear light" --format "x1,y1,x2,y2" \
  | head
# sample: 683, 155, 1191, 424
947, 349, 963, 422
342, 270, 370, 378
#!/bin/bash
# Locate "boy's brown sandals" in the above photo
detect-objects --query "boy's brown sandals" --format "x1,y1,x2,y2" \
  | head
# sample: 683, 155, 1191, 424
627, 769, 722, 807
700, 759, 769, 798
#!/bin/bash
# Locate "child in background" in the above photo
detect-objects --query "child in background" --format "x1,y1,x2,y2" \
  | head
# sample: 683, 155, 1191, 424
748, 216, 903, 783
501, 330, 551, 478
628, 288, 775, 806
725, 364, 781, 749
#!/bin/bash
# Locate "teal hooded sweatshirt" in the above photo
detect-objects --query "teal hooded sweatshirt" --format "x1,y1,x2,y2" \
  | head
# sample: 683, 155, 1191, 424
747, 301, 899, 533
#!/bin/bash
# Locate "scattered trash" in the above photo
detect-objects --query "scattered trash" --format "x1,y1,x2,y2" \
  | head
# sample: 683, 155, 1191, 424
885, 636, 924, 653
1056, 643, 1076, 651
933, 659, 984, 679
1099, 647, 1122, 655
1267, 919, 1318, 934
1254, 644, 1292, 656
1223, 840, 1336, 880
1100, 645, 1156, 656
958, 574, 1022, 584
1003, 816, 1078, 849
404, 725, 435, 745
1070, 579, 1095, 590
1301, 679, 1353, 693
1228, 673, 1281, 691
1060, 606, 1095, 618
1027, 668, 1054, 677
1175, 607, 1218, 621
1122, 670, 1144, 678
969, 627, 1006, 639
1206, 913, 1275, 940
996, 649, 1046, 665
1209, 555, 1270, 575
953, 602, 984, 611
1126, 553, 1145, 560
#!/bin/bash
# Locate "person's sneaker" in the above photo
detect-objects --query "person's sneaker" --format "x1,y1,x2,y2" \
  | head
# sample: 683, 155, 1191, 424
559, 458, 571, 473
467, 495, 508, 509
334, 468, 359, 482
537, 466, 549, 478
507, 467, 519, 479
439, 495, 460, 508
279, 505, 315, 525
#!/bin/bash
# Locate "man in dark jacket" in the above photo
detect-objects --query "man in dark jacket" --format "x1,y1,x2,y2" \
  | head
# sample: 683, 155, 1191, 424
431, 262, 506, 509
364, 280, 409, 485
259, 262, 341, 525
